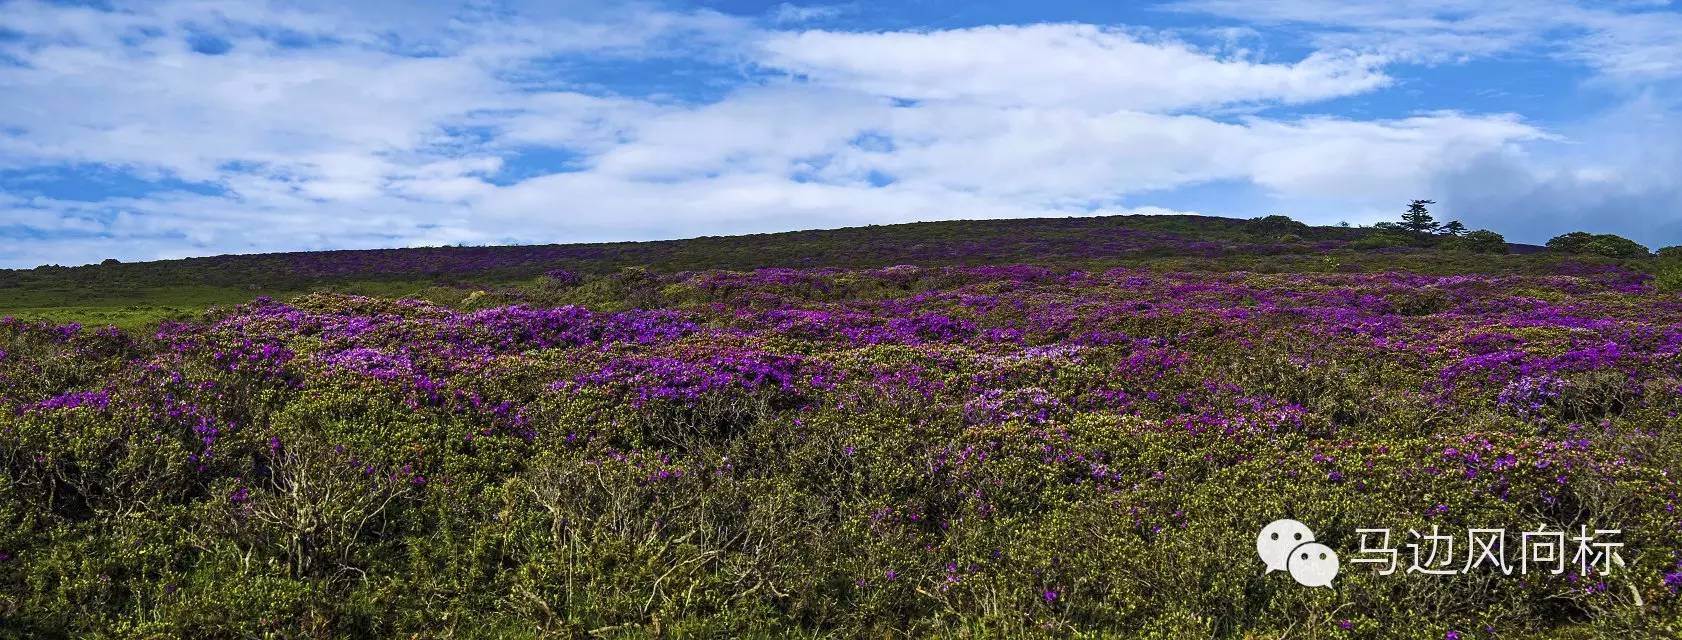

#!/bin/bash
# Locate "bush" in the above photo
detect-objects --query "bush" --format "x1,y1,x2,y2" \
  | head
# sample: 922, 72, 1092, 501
542, 268, 582, 287
6, 240, 1682, 636
1547, 232, 1649, 258
1349, 232, 1413, 250
1583, 235, 1650, 259
1247, 215, 1307, 234
1444, 229, 1508, 253
1545, 231, 1596, 253
1656, 249, 1682, 293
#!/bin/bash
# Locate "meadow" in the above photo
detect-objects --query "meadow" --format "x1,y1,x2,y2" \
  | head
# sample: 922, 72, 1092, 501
2, 215, 1680, 637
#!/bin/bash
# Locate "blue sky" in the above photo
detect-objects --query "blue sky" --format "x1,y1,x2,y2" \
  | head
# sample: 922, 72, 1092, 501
2, 0, 1680, 268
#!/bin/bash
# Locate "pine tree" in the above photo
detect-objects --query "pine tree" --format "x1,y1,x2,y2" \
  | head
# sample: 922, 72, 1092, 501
1442, 220, 1466, 236
1401, 200, 1440, 234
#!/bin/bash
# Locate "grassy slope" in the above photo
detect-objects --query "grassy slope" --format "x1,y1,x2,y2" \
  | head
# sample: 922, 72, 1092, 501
0, 214, 1563, 329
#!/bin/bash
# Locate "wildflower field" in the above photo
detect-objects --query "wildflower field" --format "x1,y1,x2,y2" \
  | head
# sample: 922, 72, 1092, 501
2, 218, 1681, 637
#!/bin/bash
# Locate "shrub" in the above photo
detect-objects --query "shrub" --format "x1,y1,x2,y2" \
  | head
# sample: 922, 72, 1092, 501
1349, 232, 1413, 250
1583, 235, 1650, 259
1656, 250, 1682, 293
542, 268, 582, 287
1247, 215, 1306, 234
4, 260, 1681, 636
1547, 232, 1649, 258
1444, 229, 1508, 253
1546, 231, 1596, 253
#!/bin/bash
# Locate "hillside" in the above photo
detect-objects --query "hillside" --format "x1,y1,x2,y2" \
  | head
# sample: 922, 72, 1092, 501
2, 243, 1678, 636
1, 214, 1556, 329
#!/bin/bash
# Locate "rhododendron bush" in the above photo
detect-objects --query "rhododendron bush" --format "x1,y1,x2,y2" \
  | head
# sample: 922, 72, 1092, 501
2, 264, 1681, 637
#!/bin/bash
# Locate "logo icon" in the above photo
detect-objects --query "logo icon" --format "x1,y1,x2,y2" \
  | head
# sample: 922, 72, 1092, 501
1257, 519, 1339, 588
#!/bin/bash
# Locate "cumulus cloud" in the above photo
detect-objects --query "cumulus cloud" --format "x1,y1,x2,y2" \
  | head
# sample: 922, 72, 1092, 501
757, 24, 1391, 112
1431, 95, 1682, 247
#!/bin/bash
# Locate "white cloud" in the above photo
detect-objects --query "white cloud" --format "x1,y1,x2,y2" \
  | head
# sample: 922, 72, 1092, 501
1161, 1, 1682, 241
1168, 0, 1682, 80
492, 92, 667, 152
0, 26, 512, 184
584, 87, 891, 179
771, 3, 851, 24
758, 24, 1391, 112
1563, 7, 1682, 82
466, 104, 1536, 233
1239, 112, 1547, 197
1428, 93, 1682, 246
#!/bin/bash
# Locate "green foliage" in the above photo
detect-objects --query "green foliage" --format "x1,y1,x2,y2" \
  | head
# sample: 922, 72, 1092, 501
1444, 229, 1509, 254
1348, 232, 1413, 250
1547, 232, 1597, 253
1400, 199, 1440, 234
1584, 236, 1651, 259
1655, 249, 1682, 293
1246, 214, 1307, 235
1548, 232, 1649, 259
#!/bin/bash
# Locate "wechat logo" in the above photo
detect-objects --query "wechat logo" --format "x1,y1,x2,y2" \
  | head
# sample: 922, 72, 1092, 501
1257, 519, 1339, 588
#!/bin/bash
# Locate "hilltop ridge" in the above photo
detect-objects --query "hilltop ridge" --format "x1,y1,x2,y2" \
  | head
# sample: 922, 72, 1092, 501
0, 213, 1574, 329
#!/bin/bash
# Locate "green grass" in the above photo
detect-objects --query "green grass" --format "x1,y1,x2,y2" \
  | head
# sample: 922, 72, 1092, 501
0, 281, 495, 331
0, 285, 265, 330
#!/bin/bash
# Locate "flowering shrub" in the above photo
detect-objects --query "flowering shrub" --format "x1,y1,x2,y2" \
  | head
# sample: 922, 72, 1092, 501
2, 262, 1681, 637
542, 268, 582, 287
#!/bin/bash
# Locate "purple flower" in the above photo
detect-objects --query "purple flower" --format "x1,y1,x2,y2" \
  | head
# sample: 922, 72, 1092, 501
543, 268, 582, 286
26, 389, 111, 413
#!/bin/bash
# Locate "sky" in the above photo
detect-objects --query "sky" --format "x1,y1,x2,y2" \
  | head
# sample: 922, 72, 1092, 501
1, 0, 1680, 268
